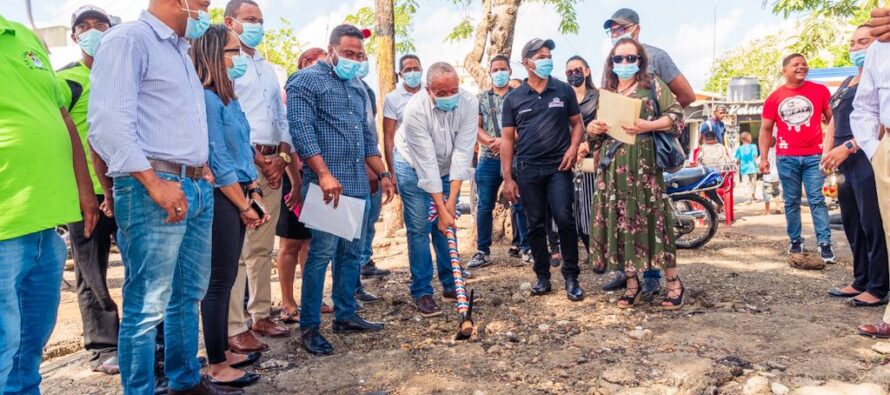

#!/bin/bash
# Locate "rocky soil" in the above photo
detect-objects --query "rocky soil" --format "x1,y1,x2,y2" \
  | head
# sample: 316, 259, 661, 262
39, 203, 890, 394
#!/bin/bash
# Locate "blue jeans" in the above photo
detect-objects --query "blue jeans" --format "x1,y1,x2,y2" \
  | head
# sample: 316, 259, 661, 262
475, 157, 503, 254
113, 174, 213, 394
394, 153, 456, 299
511, 200, 530, 251
0, 228, 66, 395
777, 154, 832, 245
300, 185, 370, 329
356, 189, 383, 291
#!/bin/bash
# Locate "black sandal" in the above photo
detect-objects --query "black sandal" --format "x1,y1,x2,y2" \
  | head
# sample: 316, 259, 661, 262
617, 274, 642, 308
660, 275, 685, 311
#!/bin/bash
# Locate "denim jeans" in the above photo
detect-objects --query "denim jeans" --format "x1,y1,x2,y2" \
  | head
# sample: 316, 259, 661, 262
300, 185, 370, 329
475, 157, 503, 254
776, 154, 832, 245
356, 189, 382, 292
0, 228, 66, 395
113, 174, 213, 394
511, 200, 530, 251
513, 162, 579, 280
394, 153, 456, 299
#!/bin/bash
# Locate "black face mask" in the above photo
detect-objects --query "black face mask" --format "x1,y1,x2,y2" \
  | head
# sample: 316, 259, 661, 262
568, 74, 585, 87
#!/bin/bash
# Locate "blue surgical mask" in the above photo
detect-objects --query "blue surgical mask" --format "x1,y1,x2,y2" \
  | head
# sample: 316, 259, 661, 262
612, 63, 639, 80
77, 28, 102, 57
491, 70, 510, 88
235, 20, 264, 48
227, 54, 249, 80
434, 93, 460, 112
403, 71, 422, 88
850, 49, 867, 68
181, 1, 211, 40
532, 58, 553, 79
357, 60, 370, 79
611, 33, 633, 46
332, 48, 361, 80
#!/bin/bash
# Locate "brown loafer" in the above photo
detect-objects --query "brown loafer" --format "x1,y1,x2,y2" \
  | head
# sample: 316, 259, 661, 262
227, 331, 269, 353
858, 322, 890, 338
251, 317, 291, 338
415, 295, 442, 318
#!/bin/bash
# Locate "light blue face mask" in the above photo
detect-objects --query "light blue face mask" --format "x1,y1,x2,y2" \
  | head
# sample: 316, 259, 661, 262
77, 28, 103, 57
491, 70, 510, 88
403, 71, 422, 88
532, 58, 553, 79
235, 20, 264, 48
850, 49, 867, 68
434, 93, 460, 112
612, 63, 639, 80
357, 60, 370, 79
332, 48, 361, 80
611, 33, 633, 46
227, 54, 249, 80
181, 1, 211, 40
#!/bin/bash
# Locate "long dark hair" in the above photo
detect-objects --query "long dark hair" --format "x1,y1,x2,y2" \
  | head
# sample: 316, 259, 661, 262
602, 37, 651, 92
298, 48, 326, 70
191, 25, 236, 105
566, 55, 596, 91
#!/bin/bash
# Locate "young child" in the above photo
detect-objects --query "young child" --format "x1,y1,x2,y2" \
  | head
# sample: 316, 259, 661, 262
693, 130, 733, 214
761, 139, 782, 215
734, 131, 759, 203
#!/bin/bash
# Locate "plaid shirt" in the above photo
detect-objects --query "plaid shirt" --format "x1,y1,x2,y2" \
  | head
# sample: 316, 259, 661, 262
477, 88, 511, 160
286, 62, 381, 197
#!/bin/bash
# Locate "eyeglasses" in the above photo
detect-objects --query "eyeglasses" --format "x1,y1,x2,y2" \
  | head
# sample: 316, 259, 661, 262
565, 67, 584, 77
611, 55, 639, 64
606, 24, 635, 36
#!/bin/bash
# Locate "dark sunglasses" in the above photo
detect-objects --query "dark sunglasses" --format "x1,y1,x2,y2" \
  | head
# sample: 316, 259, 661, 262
611, 55, 639, 64
565, 67, 584, 77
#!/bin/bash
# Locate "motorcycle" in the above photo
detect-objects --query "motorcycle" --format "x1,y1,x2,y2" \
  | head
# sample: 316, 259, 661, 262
664, 166, 724, 249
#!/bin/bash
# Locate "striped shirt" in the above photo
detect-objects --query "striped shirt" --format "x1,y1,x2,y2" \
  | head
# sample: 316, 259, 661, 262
852, 41, 890, 160
286, 61, 380, 197
88, 10, 208, 177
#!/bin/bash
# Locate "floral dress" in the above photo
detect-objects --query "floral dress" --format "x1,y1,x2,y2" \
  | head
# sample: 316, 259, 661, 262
588, 75, 684, 272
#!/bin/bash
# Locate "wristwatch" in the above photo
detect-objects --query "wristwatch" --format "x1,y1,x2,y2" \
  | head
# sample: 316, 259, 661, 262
279, 152, 292, 164
377, 171, 392, 181
844, 140, 857, 153
248, 187, 264, 198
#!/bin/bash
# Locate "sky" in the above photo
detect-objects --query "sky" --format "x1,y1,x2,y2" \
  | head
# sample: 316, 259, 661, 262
0, 0, 802, 92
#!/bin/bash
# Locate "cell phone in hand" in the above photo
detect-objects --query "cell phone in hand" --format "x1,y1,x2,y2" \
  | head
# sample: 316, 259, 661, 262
250, 199, 266, 218
284, 192, 302, 218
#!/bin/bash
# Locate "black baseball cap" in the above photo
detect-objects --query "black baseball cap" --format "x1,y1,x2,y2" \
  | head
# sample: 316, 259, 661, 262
603, 8, 640, 30
71, 5, 112, 31
521, 38, 555, 60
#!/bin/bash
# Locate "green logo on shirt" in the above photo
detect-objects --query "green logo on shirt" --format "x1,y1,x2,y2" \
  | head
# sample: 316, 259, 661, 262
21, 50, 47, 70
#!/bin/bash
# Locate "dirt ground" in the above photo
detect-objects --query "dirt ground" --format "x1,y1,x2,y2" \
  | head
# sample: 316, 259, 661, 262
38, 198, 890, 395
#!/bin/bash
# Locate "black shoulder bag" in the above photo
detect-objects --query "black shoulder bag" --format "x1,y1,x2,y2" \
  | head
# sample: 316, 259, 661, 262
646, 78, 685, 173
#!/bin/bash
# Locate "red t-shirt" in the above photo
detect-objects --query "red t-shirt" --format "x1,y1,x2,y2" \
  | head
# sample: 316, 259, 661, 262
762, 81, 830, 156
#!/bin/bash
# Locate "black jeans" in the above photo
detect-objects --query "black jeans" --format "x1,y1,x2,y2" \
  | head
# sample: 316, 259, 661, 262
68, 194, 119, 368
201, 189, 247, 364
838, 150, 889, 297
514, 163, 579, 280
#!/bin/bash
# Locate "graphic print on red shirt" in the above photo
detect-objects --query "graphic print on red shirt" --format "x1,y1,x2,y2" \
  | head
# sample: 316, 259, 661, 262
761, 81, 830, 156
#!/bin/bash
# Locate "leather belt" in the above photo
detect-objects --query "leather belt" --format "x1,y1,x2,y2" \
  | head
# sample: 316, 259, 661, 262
254, 144, 279, 155
148, 158, 204, 180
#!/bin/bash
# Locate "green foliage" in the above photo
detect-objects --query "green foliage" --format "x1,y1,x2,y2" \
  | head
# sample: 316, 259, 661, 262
346, 0, 418, 54
540, 0, 581, 35
257, 18, 304, 75
444, 0, 581, 43
704, 35, 784, 99
445, 18, 475, 42
210, 8, 225, 24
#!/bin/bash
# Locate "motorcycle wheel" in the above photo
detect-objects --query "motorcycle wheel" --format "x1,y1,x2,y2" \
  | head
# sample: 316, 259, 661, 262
672, 193, 718, 249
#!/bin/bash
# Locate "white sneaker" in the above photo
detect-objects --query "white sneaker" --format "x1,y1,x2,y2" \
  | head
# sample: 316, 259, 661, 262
467, 251, 492, 269
521, 250, 534, 264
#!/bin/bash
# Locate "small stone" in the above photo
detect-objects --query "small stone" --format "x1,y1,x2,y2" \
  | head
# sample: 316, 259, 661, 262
871, 342, 890, 355
627, 328, 653, 340
490, 296, 504, 307
487, 345, 500, 354
520, 282, 532, 291
556, 320, 570, 326
765, 360, 787, 371
601, 367, 634, 384
512, 292, 524, 303
259, 359, 291, 370
770, 382, 789, 395
538, 323, 551, 332
742, 376, 770, 395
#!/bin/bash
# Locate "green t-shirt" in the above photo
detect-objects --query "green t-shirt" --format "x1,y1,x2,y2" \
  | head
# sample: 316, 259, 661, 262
0, 15, 81, 241
57, 61, 103, 195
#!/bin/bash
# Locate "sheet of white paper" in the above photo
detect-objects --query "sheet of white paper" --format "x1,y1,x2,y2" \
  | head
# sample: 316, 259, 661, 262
596, 89, 642, 145
299, 183, 366, 241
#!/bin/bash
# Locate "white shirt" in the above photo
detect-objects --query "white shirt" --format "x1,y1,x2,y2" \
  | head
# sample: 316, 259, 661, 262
763, 147, 779, 183
383, 82, 420, 128
852, 41, 890, 160
394, 89, 478, 193
234, 53, 291, 149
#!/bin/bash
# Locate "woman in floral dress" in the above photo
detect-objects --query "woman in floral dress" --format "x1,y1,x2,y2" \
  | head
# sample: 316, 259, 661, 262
588, 38, 685, 310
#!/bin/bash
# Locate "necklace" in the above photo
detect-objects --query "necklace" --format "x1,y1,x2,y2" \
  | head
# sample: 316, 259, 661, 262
617, 81, 637, 95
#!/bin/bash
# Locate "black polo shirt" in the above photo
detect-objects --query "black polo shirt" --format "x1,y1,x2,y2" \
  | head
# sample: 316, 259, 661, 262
502, 77, 580, 166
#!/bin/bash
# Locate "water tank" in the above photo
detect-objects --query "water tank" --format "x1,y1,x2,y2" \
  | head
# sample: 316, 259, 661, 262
726, 77, 761, 101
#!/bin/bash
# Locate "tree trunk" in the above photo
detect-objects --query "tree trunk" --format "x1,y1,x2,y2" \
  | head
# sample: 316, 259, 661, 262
463, 0, 494, 90
375, 0, 405, 237
488, 0, 522, 60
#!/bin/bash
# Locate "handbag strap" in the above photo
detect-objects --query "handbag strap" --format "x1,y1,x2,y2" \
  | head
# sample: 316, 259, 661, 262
487, 93, 501, 137
648, 75, 662, 119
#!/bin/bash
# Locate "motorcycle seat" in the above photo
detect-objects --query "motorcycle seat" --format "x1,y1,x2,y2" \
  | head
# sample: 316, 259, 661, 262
664, 167, 710, 188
